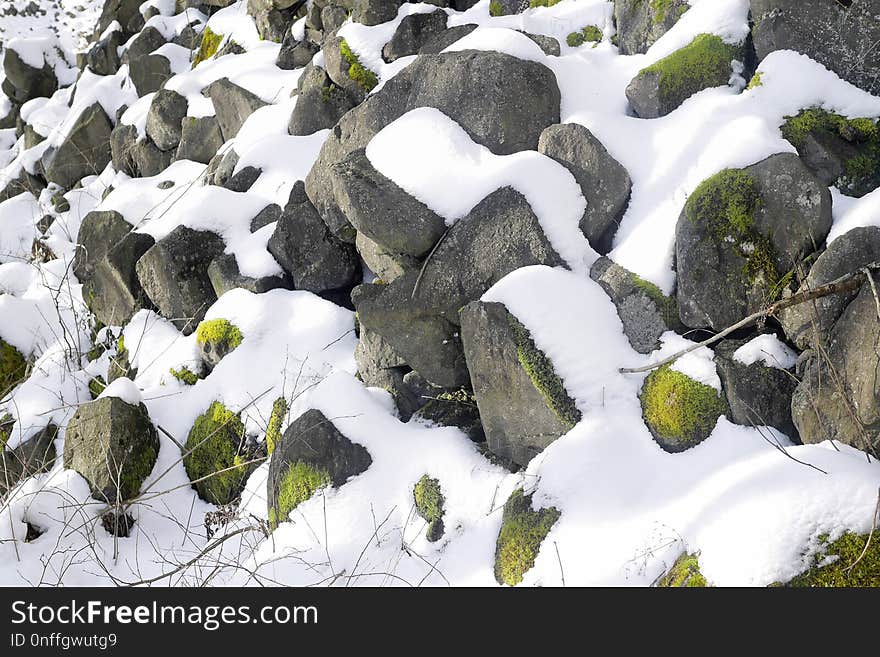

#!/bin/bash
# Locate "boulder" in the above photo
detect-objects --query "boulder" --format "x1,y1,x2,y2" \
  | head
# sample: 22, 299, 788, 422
460, 301, 579, 467
277, 31, 320, 70
521, 32, 561, 57
489, 0, 527, 15
494, 488, 560, 586
247, 0, 302, 42
250, 203, 282, 232
418, 24, 478, 55
110, 122, 139, 177
590, 256, 681, 354
351, 0, 404, 26
135, 226, 226, 334
207, 252, 290, 297
223, 166, 262, 193
0, 424, 58, 495
751, 0, 880, 95
779, 226, 880, 350
321, 4, 349, 34
382, 10, 448, 62
129, 51, 172, 96
43, 103, 113, 189
613, 0, 690, 55
86, 29, 124, 76
145, 89, 188, 152
355, 232, 419, 283
86, 232, 156, 327
0, 170, 44, 204
204, 78, 268, 141
64, 396, 159, 503
2, 47, 58, 104
288, 64, 357, 137
92, 0, 146, 40
322, 36, 371, 105
176, 115, 224, 164
538, 123, 631, 253
625, 34, 744, 119
267, 183, 360, 293
74, 210, 131, 283
132, 136, 175, 178
267, 409, 372, 528
676, 154, 832, 331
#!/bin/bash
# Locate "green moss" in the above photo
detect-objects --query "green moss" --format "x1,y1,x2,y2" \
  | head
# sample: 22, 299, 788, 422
0, 338, 27, 397
632, 274, 680, 326
339, 38, 378, 93
169, 366, 200, 386
640, 365, 727, 451
567, 25, 602, 48
641, 34, 741, 107
196, 318, 243, 357
746, 71, 763, 90
88, 376, 106, 399
494, 488, 561, 586
788, 532, 880, 587
656, 552, 709, 587
0, 414, 13, 449
508, 316, 581, 429
192, 26, 223, 68
414, 475, 444, 524
530, 0, 563, 7
650, 0, 683, 24
118, 439, 158, 501
86, 343, 105, 362
268, 461, 330, 529
183, 401, 250, 505
265, 397, 287, 455
489, 0, 503, 16
437, 388, 476, 404
781, 107, 878, 147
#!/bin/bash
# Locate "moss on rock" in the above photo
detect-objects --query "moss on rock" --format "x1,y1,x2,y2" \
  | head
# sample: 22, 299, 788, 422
0, 338, 27, 397
640, 365, 727, 452
489, 0, 503, 16
169, 366, 200, 386
0, 414, 13, 449
656, 551, 709, 587
414, 474, 445, 542
183, 401, 251, 505
196, 318, 243, 367
88, 375, 106, 399
268, 461, 330, 529
192, 26, 223, 68
340, 39, 378, 93
787, 532, 880, 587
265, 397, 287, 455
494, 488, 560, 586
567, 25, 603, 47
530, 0, 562, 7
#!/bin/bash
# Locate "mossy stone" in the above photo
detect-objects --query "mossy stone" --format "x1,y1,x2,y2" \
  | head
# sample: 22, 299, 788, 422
339, 38, 377, 93
787, 532, 880, 587
196, 318, 243, 369
0, 338, 27, 397
494, 488, 560, 586
414, 475, 445, 542
267, 461, 330, 529
265, 397, 287, 455
656, 552, 709, 587
192, 27, 223, 68
169, 366, 199, 386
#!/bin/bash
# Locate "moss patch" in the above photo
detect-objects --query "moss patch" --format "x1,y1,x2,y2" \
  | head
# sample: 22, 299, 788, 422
567, 25, 603, 47
632, 274, 680, 327
530, 0, 563, 7
169, 366, 200, 386
183, 401, 250, 505
650, 0, 687, 24
640, 365, 727, 452
640, 33, 740, 109
268, 461, 330, 529
489, 0, 503, 16
414, 474, 445, 541
746, 71, 763, 90
508, 316, 581, 429
656, 552, 709, 587
787, 532, 880, 587
196, 319, 243, 351
118, 436, 158, 501
0, 338, 27, 397
192, 26, 223, 68
339, 38, 378, 93
0, 414, 13, 449
265, 397, 287, 455
494, 488, 561, 586
88, 376, 106, 399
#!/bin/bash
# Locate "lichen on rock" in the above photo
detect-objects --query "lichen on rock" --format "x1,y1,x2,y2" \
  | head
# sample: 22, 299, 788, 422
656, 551, 709, 587
413, 474, 445, 542
494, 488, 560, 586
787, 532, 880, 587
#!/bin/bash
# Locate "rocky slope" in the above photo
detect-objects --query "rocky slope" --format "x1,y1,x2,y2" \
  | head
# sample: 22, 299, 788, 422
0, 0, 879, 587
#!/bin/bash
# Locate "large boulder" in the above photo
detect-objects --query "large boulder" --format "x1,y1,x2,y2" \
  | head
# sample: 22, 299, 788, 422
207, 253, 290, 297
64, 396, 159, 503
382, 10, 448, 63
277, 30, 320, 70
460, 301, 579, 467
86, 232, 156, 327
538, 123, 631, 253
418, 24, 478, 55
43, 103, 113, 189
128, 51, 172, 97
267, 409, 372, 529
0, 424, 58, 496
86, 29, 124, 76
355, 232, 419, 283
613, 0, 690, 55
626, 34, 745, 119
176, 116, 224, 164
676, 154, 832, 331
92, 0, 146, 40
751, 0, 880, 96
2, 46, 58, 104
305, 50, 561, 239
146, 89, 188, 152
351, 0, 404, 26
73, 210, 131, 283
779, 226, 880, 350
204, 78, 268, 141
791, 275, 880, 457
135, 226, 226, 334
288, 63, 358, 137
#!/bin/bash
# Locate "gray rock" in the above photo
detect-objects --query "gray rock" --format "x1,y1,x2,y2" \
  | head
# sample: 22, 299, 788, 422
676, 153, 832, 331
590, 256, 680, 354
355, 231, 419, 283
176, 115, 224, 164
277, 31, 320, 70
92, 0, 146, 40
267, 184, 360, 293
751, 0, 880, 96
461, 301, 579, 466
321, 4, 349, 34
489, 0, 527, 15
0, 424, 58, 496
86, 29, 124, 76
351, 0, 403, 26
74, 210, 131, 283
86, 232, 156, 327
714, 338, 799, 440
204, 78, 268, 141
132, 136, 175, 178
329, 149, 446, 255
520, 32, 561, 57
207, 252, 290, 297
538, 123, 631, 253
110, 122, 138, 177
250, 203, 282, 232
355, 326, 407, 375
205, 148, 239, 187
268, 409, 372, 527
613, 0, 690, 55
322, 36, 369, 106
145, 89, 188, 152
135, 226, 226, 334
382, 10, 448, 63
288, 63, 357, 136
247, 0, 302, 43
418, 24, 478, 55
2, 46, 58, 103
791, 276, 880, 457
64, 396, 159, 503
0, 170, 44, 204
129, 54, 172, 97
779, 226, 880, 350
43, 103, 113, 189
124, 25, 165, 61
223, 166, 262, 192
305, 50, 561, 237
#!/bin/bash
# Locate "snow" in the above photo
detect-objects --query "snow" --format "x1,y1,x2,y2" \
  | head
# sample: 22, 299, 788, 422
99, 376, 143, 406
733, 334, 798, 370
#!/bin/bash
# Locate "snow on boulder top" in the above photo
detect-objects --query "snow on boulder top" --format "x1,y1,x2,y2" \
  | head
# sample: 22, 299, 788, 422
733, 334, 797, 370
98, 377, 144, 407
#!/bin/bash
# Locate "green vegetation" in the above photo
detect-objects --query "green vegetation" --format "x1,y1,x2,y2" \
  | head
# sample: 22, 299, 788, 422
339, 39, 378, 93
656, 552, 709, 587
265, 397, 288, 455
489, 0, 503, 16
508, 315, 581, 428
117, 438, 158, 501
196, 319, 243, 361
650, 0, 687, 24
632, 274, 680, 327
567, 25, 603, 48
530, 0, 563, 7
183, 401, 251, 505
640, 34, 741, 109
0, 339, 27, 397
88, 376, 106, 399
169, 366, 200, 386
746, 71, 763, 90
640, 365, 727, 451
269, 461, 330, 529
192, 26, 223, 68
0, 414, 13, 449
414, 475, 445, 541
787, 532, 880, 587
494, 488, 561, 586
